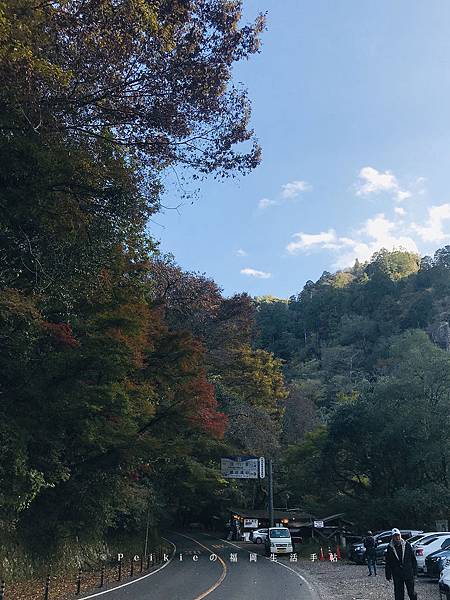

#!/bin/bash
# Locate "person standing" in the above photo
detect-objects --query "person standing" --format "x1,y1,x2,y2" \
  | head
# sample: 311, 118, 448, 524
364, 530, 377, 576
385, 528, 418, 600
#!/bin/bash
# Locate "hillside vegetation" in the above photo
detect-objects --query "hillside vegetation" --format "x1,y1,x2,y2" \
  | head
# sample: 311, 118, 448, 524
256, 248, 450, 530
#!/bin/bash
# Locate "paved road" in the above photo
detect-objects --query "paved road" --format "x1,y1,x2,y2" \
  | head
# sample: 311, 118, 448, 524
79, 532, 317, 600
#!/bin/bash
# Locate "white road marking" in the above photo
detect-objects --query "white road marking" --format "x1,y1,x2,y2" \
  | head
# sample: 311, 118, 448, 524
175, 532, 228, 600
78, 538, 175, 599
214, 537, 320, 599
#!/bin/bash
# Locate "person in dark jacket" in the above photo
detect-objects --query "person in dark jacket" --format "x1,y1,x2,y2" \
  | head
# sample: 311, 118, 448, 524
385, 528, 418, 600
364, 530, 377, 576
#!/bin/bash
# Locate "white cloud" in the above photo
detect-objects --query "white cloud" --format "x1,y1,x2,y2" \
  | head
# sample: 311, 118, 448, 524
412, 203, 450, 242
286, 213, 419, 269
236, 249, 248, 257
396, 190, 412, 201
356, 166, 411, 202
258, 179, 311, 210
258, 197, 277, 210
286, 229, 338, 254
335, 213, 419, 267
240, 267, 271, 279
281, 180, 311, 199
394, 207, 406, 216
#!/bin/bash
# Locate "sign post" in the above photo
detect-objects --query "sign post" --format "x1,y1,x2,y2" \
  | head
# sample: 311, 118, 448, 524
221, 455, 271, 527
314, 520, 324, 529
268, 458, 274, 528
244, 518, 259, 528
221, 456, 259, 479
259, 457, 265, 479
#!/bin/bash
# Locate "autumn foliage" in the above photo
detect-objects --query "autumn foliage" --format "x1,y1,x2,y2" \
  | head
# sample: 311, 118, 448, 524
188, 376, 228, 439
0, 0, 284, 566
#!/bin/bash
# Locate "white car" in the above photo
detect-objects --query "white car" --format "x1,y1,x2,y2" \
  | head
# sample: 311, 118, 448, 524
439, 561, 450, 600
265, 527, 293, 556
407, 532, 435, 546
415, 533, 450, 572
250, 528, 268, 544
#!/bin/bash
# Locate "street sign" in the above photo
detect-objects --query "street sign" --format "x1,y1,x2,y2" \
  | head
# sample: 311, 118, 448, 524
244, 519, 258, 528
259, 457, 266, 479
221, 456, 259, 479
313, 520, 324, 528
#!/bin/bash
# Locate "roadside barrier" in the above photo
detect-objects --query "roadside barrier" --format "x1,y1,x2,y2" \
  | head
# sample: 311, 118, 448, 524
0, 544, 167, 599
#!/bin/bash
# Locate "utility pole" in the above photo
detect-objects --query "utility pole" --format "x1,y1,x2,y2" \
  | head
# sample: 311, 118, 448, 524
268, 458, 274, 527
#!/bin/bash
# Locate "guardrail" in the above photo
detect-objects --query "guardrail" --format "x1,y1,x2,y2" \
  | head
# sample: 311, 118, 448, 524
0, 545, 168, 599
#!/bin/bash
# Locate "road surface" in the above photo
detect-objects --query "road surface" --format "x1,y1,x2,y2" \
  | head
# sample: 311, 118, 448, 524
79, 531, 318, 600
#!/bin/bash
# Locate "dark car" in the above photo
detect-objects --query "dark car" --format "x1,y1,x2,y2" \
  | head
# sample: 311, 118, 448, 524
349, 530, 423, 564
375, 530, 423, 564
425, 548, 450, 578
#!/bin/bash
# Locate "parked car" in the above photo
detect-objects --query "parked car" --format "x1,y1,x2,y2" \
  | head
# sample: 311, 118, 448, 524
375, 530, 423, 563
264, 527, 293, 556
348, 538, 364, 563
409, 532, 449, 547
374, 530, 423, 564
415, 533, 450, 573
349, 530, 422, 564
424, 548, 450, 578
250, 528, 268, 544
439, 561, 450, 600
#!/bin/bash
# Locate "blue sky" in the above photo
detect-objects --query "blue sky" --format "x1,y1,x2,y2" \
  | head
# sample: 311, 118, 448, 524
155, 1, 450, 299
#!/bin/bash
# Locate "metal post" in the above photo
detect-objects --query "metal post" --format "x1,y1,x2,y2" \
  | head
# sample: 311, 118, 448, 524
99, 565, 104, 588
0, 580, 5, 600
144, 500, 151, 558
44, 574, 50, 600
130, 559, 134, 577
76, 568, 82, 595
268, 458, 274, 527
140, 555, 143, 573
118, 559, 122, 581
146, 554, 151, 569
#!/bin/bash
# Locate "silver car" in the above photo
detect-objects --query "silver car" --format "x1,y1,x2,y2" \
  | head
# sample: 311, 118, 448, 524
251, 528, 268, 544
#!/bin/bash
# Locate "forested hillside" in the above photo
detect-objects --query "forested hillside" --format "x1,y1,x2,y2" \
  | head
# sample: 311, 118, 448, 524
2, 1, 449, 582
256, 248, 450, 530
0, 0, 280, 572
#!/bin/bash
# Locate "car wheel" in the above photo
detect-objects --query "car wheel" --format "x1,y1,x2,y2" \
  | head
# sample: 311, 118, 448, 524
255, 538, 262, 544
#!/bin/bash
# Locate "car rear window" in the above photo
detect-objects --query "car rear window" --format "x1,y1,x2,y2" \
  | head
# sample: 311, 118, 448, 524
407, 535, 424, 544
441, 538, 450, 549
422, 537, 439, 545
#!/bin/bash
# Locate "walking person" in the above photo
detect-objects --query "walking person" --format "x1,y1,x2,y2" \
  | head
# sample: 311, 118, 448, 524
385, 528, 418, 600
364, 530, 377, 576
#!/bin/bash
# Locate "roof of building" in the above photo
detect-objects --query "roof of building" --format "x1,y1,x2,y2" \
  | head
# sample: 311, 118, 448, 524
229, 508, 354, 527
230, 507, 313, 521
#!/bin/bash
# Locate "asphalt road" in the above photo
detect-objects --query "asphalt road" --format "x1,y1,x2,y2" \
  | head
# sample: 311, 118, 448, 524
79, 531, 318, 600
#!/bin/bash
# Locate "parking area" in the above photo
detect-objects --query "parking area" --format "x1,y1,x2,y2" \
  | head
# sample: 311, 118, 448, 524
297, 558, 443, 600
227, 537, 446, 599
